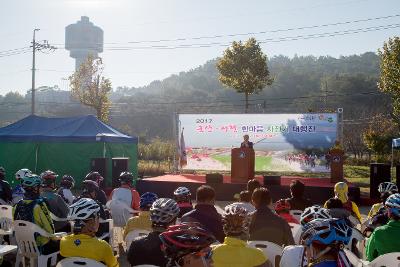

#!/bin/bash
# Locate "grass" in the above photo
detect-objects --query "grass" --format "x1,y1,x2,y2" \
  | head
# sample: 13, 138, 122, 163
211, 154, 273, 171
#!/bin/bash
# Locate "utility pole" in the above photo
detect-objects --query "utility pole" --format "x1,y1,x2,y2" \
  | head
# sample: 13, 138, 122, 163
30, 29, 56, 115
31, 28, 39, 115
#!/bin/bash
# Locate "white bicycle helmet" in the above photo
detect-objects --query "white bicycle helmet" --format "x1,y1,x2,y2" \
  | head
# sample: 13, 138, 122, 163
300, 205, 332, 226
174, 187, 191, 196
15, 168, 32, 181
223, 204, 251, 235
378, 182, 398, 194
150, 198, 180, 225
68, 198, 100, 221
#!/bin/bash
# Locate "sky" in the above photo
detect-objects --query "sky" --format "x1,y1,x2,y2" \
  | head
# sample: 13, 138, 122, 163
0, 0, 399, 95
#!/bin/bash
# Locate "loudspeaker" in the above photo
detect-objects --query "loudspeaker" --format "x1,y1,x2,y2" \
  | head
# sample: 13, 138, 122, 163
205, 173, 223, 184
112, 158, 129, 188
91, 158, 107, 187
370, 163, 391, 199
263, 175, 281, 186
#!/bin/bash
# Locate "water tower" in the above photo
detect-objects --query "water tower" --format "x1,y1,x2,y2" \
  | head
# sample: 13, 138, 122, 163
65, 16, 104, 70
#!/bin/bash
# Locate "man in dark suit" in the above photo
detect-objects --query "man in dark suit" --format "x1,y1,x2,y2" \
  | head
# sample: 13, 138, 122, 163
240, 134, 254, 149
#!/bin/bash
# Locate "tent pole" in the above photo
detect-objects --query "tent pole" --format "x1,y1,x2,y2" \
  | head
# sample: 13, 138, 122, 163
103, 142, 106, 158
391, 143, 394, 182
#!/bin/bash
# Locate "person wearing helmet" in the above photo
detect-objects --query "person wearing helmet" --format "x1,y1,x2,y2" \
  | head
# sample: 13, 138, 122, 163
123, 192, 158, 239
285, 180, 312, 211
231, 190, 256, 213
212, 204, 271, 267
249, 187, 294, 246
127, 198, 180, 267
366, 193, 400, 261
300, 205, 332, 226
57, 175, 76, 205
324, 182, 361, 223
78, 180, 110, 240
274, 199, 298, 224
173, 186, 193, 217
60, 198, 119, 267
12, 168, 32, 204
181, 185, 225, 243
109, 171, 140, 210
367, 181, 398, 219
0, 167, 12, 204
299, 218, 352, 267
40, 170, 70, 232
13, 174, 59, 255
83, 172, 107, 206
160, 223, 216, 267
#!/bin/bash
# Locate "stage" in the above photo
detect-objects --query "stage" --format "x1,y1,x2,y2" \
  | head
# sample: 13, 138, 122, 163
136, 174, 360, 204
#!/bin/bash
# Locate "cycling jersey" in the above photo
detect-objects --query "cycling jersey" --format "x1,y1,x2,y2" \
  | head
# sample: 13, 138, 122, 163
123, 211, 152, 239
211, 236, 267, 267
110, 185, 140, 210
12, 184, 25, 205
13, 198, 55, 247
41, 188, 69, 231
367, 203, 383, 219
127, 231, 168, 267
0, 180, 12, 204
366, 219, 400, 261
60, 234, 119, 267
324, 200, 361, 222
57, 187, 75, 205
177, 202, 194, 217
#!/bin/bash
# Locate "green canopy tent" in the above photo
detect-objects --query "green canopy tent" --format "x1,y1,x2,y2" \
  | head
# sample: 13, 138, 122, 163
0, 115, 138, 188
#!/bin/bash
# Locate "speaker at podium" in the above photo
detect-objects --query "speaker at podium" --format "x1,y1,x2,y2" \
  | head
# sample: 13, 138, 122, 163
231, 148, 255, 183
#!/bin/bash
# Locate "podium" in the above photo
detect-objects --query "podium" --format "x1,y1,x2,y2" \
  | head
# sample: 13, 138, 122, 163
329, 141, 345, 183
231, 148, 255, 183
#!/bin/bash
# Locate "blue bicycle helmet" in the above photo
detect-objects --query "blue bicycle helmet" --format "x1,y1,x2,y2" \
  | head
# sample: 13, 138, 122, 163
140, 192, 159, 210
301, 218, 352, 247
21, 174, 42, 188
385, 193, 400, 217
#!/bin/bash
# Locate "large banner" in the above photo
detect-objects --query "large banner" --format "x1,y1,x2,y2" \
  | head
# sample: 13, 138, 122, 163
178, 113, 337, 172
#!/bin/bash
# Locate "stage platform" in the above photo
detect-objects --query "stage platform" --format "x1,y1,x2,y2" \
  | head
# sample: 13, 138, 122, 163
136, 174, 360, 204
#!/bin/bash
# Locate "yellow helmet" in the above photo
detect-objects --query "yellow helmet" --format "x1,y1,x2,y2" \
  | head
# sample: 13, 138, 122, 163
334, 182, 349, 203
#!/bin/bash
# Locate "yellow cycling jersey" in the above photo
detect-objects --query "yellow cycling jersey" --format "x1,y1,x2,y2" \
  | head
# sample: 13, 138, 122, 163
13, 199, 54, 247
324, 199, 362, 222
367, 203, 383, 219
60, 234, 119, 267
212, 237, 267, 267
123, 211, 152, 239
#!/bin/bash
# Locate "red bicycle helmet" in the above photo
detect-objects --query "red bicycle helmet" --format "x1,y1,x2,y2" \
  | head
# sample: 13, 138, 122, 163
159, 223, 216, 263
274, 199, 291, 213
40, 170, 58, 180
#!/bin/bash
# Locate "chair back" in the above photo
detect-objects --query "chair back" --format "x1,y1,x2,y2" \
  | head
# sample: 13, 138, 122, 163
346, 227, 364, 257
288, 223, 302, 245
109, 199, 135, 227
289, 210, 303, 223
368, 252, 400, 267
13, 220, 50, 258
56, 257, 106, 267
125, 229, 150, 249
248, 240, 283, 267
344, 249, 364, 267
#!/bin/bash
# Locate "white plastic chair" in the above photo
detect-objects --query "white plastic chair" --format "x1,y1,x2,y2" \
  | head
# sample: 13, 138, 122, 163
289, 210, 303, 223
107, 199, 138, 227
14, 220, 61, 267
0, 205, 14, 244
347, 227, 364, 257
56, 257, 106, 267
248, 240, 283, 267
125, 229, 150, 251
132, 265, 160, 267
289, 223, 302, 245
366, 252, 400, 267
344, 248, 366, 267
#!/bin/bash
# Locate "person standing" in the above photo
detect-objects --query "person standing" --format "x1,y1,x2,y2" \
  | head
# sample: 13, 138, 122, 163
240, 134, 254, 149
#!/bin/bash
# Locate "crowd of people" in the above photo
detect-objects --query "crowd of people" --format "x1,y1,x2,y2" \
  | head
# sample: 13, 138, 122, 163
0, 165, 399, 267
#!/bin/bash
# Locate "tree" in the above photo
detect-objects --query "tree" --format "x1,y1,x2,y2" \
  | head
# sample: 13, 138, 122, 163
69, 55, 112, 122
378, 37, 400, 127
217, 38, 273, 112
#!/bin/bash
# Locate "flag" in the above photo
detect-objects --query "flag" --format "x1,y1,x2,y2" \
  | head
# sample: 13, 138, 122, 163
393, 138, 400, 148
179, 129, 187, 167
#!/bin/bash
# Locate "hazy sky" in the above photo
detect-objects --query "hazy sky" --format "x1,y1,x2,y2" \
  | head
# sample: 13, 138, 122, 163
0, 0, 399, 95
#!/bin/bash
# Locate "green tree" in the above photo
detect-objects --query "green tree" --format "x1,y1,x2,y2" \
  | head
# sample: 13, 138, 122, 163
378, 37, 400, 127
217, 38, 273, 112
69, 55, 112, 122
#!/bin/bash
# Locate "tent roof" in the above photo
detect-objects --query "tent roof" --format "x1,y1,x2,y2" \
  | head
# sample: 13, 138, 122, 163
0, 115, 137, 143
